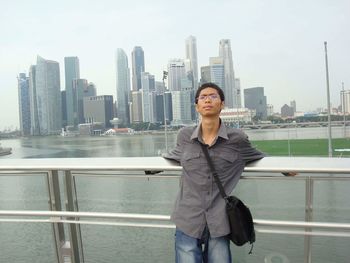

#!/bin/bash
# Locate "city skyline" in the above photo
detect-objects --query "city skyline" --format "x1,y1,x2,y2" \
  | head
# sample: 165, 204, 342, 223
1, 0, 350, 130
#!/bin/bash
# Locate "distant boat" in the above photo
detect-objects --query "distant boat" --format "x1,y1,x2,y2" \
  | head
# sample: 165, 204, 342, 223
0, 144, 12, 156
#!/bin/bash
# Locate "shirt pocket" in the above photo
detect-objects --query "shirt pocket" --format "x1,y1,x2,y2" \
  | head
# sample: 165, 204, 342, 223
181, 151, 201, 172
215, 150, 240, 173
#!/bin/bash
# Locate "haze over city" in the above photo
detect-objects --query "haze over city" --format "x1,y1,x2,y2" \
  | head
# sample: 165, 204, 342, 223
1, 0, 350, 130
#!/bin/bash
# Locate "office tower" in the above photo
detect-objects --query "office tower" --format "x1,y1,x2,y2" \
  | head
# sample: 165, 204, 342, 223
168, 59, 186, 91
235, 78, 242, 108
131, 46, 145, 91
267, 104, 274, 116
155, 81, 165, 95
17, 73, 31, 136
155, 94, 165, 123
35, 56, 62, 135
83, 95, 114, 128
115, 48, 131, 125
141, 72, 156, 123
185, 35, 198, 88
219, 39, 236, 108
281, 104, 294, 118
200, 66, 211, 85
290, 100, 296, 113
164, 91, 173, 123
61, 91, 67, 128
73, 79, 88, 125
85, 82, 97, 97
341, 90, 350, 113
244, 87, 267, 120
64, 57, 80, 126
131, 91, 143, 123
28, 65, 40, 135
209, 57, 225, 89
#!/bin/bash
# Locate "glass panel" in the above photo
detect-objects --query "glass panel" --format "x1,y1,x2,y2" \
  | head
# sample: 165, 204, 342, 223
232, 232, 304, 263
311, 236, 350, 263
0, 174, 57, 263
237, 173, 306, 221
313, 178, 350, 223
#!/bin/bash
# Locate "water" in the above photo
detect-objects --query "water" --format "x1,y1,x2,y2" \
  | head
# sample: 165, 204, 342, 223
0, 127, 349, 262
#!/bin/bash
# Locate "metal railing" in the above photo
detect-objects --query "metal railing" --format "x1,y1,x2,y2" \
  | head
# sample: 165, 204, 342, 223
0, 156, 349, 263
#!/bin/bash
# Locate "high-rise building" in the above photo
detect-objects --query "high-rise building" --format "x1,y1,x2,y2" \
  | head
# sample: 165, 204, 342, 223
185, 35, 198, 88
131, 91, 143, 123
200, 66, 211, 85
35, 56, 62, 135
209, 57, 225, 90
61, 90, 67, 127
219, 39, 236, 108
28, 65, 40, 135
290, 100, 296, 113
64, 57, 80, 126
267, 104, 274, 116
73, 79, 89, 125
341, 90, 350, 114
83, 95, 114, 128
85, 82, 97, 97
235, 78, 242, 108
141, 72, 156, 123
168, 59, 186, 91
17, 73, 31, 136
244, 87, 267, 120
281, 104, 294, 118
115, 48, 131, 125
131, 46, 145, 91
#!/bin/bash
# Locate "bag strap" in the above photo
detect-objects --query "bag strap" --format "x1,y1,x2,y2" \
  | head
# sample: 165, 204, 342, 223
200, 143, 228, 201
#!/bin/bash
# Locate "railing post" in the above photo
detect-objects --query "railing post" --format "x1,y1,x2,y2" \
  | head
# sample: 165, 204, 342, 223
304, 176, 314, 263
65, 171, 84, 263
46, 170, 66, 263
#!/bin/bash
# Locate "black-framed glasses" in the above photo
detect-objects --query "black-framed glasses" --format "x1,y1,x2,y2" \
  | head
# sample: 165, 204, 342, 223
197, 94, 220, 101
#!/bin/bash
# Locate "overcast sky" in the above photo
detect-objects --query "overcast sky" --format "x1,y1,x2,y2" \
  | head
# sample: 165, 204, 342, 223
1, 0, 349, 130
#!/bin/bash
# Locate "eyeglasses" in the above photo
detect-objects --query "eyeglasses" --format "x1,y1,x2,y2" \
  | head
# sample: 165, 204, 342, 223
197, 94, 220, 101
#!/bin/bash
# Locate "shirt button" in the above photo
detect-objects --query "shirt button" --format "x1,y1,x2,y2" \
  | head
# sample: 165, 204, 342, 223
208, 176, 210, 179
207, 191, 210, 195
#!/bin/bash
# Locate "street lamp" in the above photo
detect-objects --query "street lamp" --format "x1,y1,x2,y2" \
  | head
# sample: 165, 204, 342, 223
162, 70, 168, 151
324, 41, 333, 157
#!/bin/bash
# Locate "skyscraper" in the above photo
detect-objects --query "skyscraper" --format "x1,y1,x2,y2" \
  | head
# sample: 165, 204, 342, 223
219, 39, 236, 108
209, 57, 225, 89
168, 59, 186, 91
17, 73, 31, 136
35, 56, 62, 135
83, 95, 114, 128
244, 87, 267, 120
131, 46, 145, 91
28, 65, 40, 135
64, 56, 80, 126
115, 48, 131, 125
185, 35, 199, 88
141, 72, 156, 123
73, 79, 89, 125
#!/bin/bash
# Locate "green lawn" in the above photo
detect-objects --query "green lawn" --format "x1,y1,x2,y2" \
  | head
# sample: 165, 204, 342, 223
252, 138, 350, 157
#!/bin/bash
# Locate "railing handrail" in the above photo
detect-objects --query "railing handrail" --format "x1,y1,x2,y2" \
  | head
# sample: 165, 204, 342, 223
0, 156, 349, 174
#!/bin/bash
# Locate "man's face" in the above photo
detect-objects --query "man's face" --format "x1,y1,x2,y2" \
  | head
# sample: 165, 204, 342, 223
195, 87, 224, 117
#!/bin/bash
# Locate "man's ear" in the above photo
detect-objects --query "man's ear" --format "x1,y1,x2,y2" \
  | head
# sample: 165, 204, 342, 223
221, 102, 225, 109
195, 103, 199, 112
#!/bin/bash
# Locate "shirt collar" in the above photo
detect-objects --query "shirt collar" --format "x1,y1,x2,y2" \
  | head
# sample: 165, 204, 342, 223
190, 119, 229, 142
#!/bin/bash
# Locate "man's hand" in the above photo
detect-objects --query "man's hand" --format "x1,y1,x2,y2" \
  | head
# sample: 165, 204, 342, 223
282, 172, 298, 176
144, 170, 163, 175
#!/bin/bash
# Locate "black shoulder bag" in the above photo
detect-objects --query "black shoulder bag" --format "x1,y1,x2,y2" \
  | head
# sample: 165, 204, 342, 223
200, 143, 255, 253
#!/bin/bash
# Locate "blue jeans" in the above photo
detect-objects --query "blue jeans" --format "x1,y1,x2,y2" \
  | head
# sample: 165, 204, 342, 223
175, 227, 232, 263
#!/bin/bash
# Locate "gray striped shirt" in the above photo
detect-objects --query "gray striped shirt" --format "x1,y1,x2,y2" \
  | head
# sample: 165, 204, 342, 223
163, 122, 265, 238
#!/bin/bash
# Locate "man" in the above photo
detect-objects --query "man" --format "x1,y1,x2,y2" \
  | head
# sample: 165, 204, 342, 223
163, 82, 265, 262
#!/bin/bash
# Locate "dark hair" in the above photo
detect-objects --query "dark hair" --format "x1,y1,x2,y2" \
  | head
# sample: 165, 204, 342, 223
195, 82, 225, 104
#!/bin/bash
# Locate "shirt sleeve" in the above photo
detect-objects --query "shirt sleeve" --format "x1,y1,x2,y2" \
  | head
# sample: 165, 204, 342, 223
162, 130, 183, 163
239, 134, 265, 164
